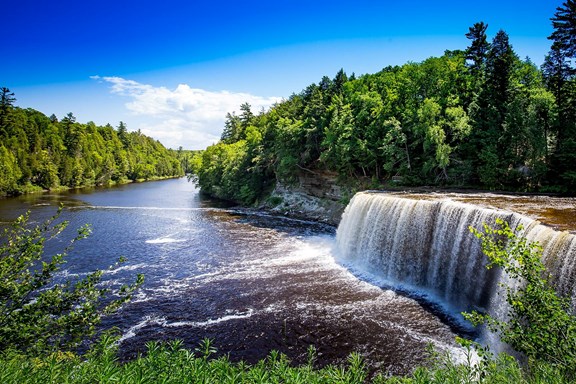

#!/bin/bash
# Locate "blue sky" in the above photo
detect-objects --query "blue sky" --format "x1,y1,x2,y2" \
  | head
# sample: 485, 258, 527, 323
2, 0, 562, 149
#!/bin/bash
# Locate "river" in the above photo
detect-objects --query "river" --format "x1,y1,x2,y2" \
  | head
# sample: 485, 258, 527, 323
0, 177, 464, 375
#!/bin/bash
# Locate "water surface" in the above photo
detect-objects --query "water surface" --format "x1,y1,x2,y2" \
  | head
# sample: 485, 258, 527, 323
0, 178, 462, 375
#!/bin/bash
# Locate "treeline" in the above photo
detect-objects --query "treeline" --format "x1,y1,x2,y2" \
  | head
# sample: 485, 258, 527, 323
0, 91, 184, 196
192, 8, 576, 204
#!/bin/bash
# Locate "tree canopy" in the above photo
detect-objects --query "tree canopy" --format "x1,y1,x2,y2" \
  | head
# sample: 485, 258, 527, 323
191, 18, 574, 204
0, 103, 184, 196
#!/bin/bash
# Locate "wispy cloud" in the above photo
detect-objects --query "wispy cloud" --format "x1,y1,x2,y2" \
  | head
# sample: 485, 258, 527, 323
91, 76, 282, 149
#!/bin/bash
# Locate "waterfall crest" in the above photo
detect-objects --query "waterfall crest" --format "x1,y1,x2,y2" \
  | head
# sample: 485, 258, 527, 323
335, 192, 576, 316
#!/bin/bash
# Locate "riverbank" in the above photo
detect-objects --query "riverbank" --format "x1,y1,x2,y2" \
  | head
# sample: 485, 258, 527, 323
257, 171, 576, 229
0, 175, 184, 199
260, 171, 351, 226
1, 338, 569, 383
263, 182, 346, 226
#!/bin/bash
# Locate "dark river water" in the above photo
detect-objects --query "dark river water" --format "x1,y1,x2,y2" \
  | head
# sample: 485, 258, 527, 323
0, 178, 464, 375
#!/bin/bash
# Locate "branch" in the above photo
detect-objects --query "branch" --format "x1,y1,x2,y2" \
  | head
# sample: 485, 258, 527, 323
296, 163, 318, 175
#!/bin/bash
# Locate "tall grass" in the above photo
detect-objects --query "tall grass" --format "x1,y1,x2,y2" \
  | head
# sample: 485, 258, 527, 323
0, 337, 570, 384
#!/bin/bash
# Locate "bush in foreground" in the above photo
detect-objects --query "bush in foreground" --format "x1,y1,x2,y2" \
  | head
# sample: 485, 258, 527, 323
468, 219, 576, 381
0, 207, 143, 355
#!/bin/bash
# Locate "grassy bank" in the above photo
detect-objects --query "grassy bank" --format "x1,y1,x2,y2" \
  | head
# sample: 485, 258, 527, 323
0, 338, 570, 384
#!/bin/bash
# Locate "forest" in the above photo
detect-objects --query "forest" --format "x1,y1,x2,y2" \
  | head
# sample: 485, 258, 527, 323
192, 17, 576, 205
0, 94, 185, 196
2, 2, 576, 382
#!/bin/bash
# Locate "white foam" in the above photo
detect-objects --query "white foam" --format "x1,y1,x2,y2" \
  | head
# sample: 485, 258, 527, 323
119, 310, 255, 342
167, 309, 255, 328
146, 238, 186, 244
131, 291, 152, 304
104, 263, 147, 275
119, 315, 167, 342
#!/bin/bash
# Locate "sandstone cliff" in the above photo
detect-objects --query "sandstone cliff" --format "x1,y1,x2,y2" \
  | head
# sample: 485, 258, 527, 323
264, 171, 350, 226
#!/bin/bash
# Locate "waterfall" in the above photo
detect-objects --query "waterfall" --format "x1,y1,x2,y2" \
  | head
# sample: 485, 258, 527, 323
335, 192, 576, 318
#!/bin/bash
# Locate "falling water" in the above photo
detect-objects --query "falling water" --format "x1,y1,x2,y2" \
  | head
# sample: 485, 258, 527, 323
335, 192, 576, 324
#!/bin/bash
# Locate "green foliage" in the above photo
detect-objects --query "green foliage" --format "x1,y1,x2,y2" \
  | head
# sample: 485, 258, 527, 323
543, 1, 576, 191
0, 100, 184, 196
0, 336, 572, 383
0, 87, 17, 136
0, 145, 21, 194
0, 207, 144, 355
193, 110, 276, 205
549, 0, 576, 58
193, 16, 570, 200
465, 21, 490, 80
467, 219, 576, 379
0, 337, 369, 384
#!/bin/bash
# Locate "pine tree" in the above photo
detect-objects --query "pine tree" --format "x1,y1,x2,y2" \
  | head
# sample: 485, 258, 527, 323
465, 22, 490, 79
117, 121, 130, 148
220, 112, 241, 143
332, 68, 348, 95
550, 0, 576, 59
0, 87, 16, 137
239, 102, 254, 131
545, 0, 576, 189
486, 30, 517, 118
466, 30, 518, 187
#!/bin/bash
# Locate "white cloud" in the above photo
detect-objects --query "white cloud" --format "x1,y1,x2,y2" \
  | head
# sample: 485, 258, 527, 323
91, 76, 282, 149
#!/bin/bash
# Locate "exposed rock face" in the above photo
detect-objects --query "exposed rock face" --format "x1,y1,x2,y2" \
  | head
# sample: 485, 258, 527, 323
265, 172, 348, 226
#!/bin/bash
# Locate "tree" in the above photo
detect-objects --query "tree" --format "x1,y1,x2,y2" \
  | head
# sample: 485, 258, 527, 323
416, 98, 451, 178
542, 46, 571, 101
221, 112, 242, 143
549, 0, 576, 60
32, 150, 60, 189
271, 116, 304, 182
320, 95, 357, 177
0, 145, 21, 195
467, 219, 576, 378
0, 87, 16, 136
239, 102, 254, 131
486, 30, 517, 119
466, 30, 518, 188
0, 207, 144, 354
544, 1, 576, 189
117, 121, 130, 148
61, 112, 82, 158
300, 85, 327, 166
0, 88, 184, 193
465, 22, 490, 78
380, 117, 411, 175
332, 68, 348, 95
193, 21, 566, 195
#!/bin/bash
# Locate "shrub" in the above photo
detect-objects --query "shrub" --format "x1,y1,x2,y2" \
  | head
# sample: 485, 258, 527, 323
0, 206, 143, 355
467, 219, 576, 379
